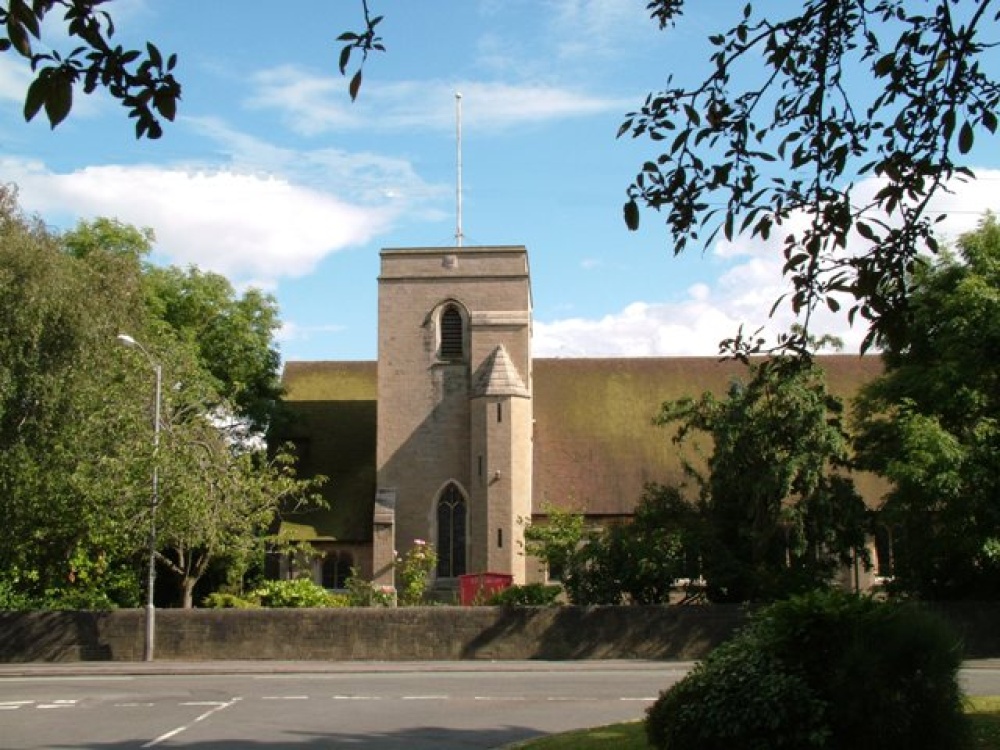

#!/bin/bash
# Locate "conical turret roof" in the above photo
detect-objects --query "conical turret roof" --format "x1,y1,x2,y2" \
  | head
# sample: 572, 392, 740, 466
472, 344, 529, 398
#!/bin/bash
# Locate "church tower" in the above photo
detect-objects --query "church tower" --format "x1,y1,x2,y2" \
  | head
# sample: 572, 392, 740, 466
374, 246, 532, 589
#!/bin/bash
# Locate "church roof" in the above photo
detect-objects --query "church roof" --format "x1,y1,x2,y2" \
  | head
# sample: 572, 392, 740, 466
471, 345, 530, 398
275, 361, 377, 542
530, 355, 885, 517
275, 354, 886, 540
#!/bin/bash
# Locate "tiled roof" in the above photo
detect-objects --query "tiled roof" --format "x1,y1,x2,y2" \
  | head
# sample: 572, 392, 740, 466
472, 345, 530, 398
531, 355, 886, 516
276, 354, 886, 537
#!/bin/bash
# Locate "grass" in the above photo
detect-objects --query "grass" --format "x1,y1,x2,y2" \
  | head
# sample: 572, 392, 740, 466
970, 696, 1000, 749
512, 697, 1000, 750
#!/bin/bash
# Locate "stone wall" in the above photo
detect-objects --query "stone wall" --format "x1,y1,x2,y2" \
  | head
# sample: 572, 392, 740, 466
0, 606, 742, 663
1, 604, 997, 663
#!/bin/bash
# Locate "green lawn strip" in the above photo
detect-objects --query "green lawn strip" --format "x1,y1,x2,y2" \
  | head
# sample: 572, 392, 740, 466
970, 696, 1000, 748
512, 698, 1000, 750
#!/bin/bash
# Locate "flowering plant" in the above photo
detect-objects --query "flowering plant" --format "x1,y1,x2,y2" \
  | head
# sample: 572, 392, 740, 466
395, 539, 438, 606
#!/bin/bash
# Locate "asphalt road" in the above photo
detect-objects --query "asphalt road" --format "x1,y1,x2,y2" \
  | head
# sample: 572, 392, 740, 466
0, 661, 689, 749
1, 661, 998, 749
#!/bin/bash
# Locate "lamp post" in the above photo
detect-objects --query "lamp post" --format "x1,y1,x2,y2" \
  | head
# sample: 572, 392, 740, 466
117, 333, 161, 662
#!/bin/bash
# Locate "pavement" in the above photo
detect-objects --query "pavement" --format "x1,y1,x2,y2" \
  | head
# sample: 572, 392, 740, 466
0, 658, 996, 679
0, 658, 699, 678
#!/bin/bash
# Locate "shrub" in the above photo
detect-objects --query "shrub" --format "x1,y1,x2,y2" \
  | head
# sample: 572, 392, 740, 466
488, 583, 562, 606
395, 540, 437, 606
201, 592, 259, 609
344, 568, 395, 607
646, 639, 829, 750
251, 578, 337, 608
645, 590, 968, 750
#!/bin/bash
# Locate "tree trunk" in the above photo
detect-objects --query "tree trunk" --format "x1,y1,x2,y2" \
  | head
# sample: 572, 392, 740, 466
181, 576, 197, 609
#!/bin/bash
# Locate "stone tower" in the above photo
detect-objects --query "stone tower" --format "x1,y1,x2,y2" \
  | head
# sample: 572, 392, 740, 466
374, 246, 533, 588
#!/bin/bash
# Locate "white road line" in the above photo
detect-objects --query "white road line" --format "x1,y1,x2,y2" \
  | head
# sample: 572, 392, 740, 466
332, 695, 381, 701
401, 695, 449, 700
179, 701, 228, 707
0, 701, 34, 707
142, 696, 242, 748
115, 702, 155, 707
621, 697, 657, 702
473, 696, 527, 701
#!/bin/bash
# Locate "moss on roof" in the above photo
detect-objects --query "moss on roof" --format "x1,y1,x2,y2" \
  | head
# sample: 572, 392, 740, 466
275, 362, 378, 542
274, 355, 886, 539
531, 355, 886, 515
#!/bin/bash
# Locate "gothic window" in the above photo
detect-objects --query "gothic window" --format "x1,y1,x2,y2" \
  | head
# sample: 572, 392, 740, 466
439, 304, 464, 361
436, 483, 467, 578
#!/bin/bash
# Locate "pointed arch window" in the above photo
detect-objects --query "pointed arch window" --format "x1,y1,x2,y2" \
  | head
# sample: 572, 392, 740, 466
436, 483, 467, 578
439, 305, 464, 361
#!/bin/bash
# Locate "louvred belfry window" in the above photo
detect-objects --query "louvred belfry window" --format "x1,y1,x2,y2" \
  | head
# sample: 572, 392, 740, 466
440, 305, 464, 361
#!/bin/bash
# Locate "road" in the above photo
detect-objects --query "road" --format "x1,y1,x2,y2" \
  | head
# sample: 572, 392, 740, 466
0, 661, 689, 749
1, 661, 998, 749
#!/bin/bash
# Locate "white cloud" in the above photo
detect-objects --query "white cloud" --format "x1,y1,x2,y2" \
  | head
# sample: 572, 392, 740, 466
186, 116, 448, 210
536, 170, 1000, 357
245, 67, 628, 135
547, 0, 660, 60
6, 158, 390, 285
0, 57, 32, 105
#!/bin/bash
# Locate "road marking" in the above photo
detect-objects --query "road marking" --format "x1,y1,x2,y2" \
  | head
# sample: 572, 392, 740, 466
402, 695, 449, 700
332, 695, 381, 701
621, 697, 657, 702
37, 700, 78, 709
474, 696, 527, 701
546, 696, 599, 702
142, 697, 242, 748
179, 701, 228, 707
116, 702, 155, 707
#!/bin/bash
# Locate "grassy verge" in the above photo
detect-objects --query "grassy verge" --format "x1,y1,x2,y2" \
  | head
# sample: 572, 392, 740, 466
512, 697, 1000, 750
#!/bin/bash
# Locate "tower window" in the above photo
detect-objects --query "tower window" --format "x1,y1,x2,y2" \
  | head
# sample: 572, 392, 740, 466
440, 305, 464, 361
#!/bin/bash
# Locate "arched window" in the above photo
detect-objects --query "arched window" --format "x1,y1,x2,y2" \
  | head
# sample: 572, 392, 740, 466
436, 483, 467, 578
439, 305, 464, 361
321, 551, 354, 589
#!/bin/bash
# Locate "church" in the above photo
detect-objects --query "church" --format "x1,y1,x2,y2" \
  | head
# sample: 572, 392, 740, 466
273, 244, 885, 594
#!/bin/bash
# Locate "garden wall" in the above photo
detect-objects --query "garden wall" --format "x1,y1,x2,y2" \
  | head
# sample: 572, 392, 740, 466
1, 603, 996, 663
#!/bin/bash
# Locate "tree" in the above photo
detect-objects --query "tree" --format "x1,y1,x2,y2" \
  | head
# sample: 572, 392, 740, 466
0, 188, 319, 608
657, 354, 868, 602
0, 0, 180, 138
525, 490, 702, 606
0, 185, 150, 606
63, 220, 284, 435
142, 266, 283, 434
621, 0, 1000, 354
854, 215, 1000, 599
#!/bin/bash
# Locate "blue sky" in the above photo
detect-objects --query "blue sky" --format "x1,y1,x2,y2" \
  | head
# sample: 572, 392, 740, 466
2, 0, 998, 363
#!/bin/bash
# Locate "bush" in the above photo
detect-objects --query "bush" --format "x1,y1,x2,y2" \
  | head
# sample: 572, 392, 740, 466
646, 640, 829, 750
201, 592, 259, 609
646, 590, 968, 750
395, 540, 437, 606
488, 583, 562, 606
344, 568, 395, 607
251, 578, 337, 608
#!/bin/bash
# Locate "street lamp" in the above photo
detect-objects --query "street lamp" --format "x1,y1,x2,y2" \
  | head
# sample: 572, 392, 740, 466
117, 333, 161, 662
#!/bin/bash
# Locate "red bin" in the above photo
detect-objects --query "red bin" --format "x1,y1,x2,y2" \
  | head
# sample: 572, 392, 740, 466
458, 573, 513, 605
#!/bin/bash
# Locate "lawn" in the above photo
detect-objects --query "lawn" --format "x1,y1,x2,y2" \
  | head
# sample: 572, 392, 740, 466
512, 696, 1000, 749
